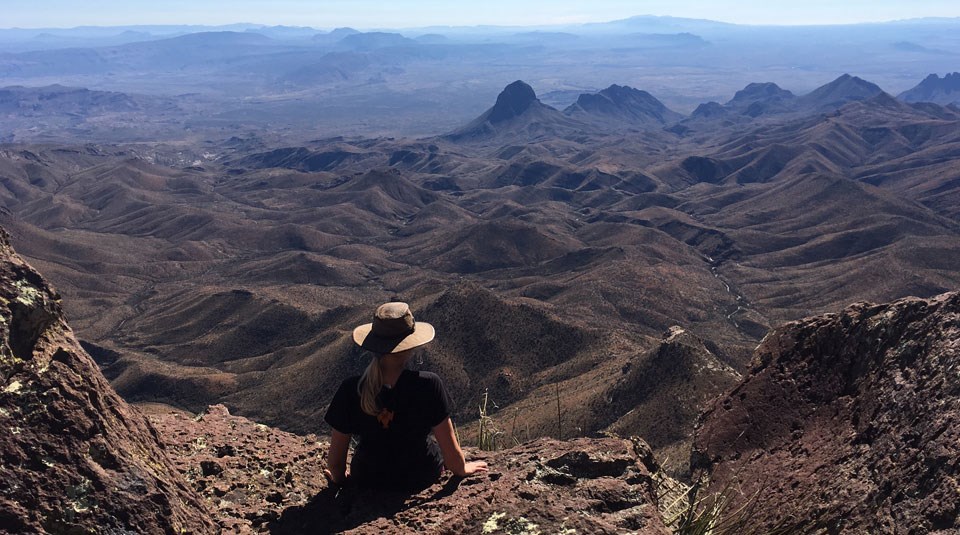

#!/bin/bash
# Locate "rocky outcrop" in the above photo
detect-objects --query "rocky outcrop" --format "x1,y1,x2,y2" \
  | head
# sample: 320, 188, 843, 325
444, 80, 587, 142
0, 228, 216, 534
270, 437, 670, 534
599, 327, 741, 476
693, 292, 960, 533
149, 403, 676, 534
146, 404, 329, 533
487, 80, 540, 124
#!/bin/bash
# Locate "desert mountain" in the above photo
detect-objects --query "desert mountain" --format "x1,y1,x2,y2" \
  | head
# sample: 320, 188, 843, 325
694, 291, 960, 533
723, 82, 797, 117
683, 75, 889, 129
444, 80, 589, 142
0, 84, 176, 114
0, 229, 215, 534
899, 72, 960, 105
564, 84, 683, 127
337, 31, 418, 50
3, 76, 960, 462
798, 73, 886, 110
594, 327, 740, 475
677, 75, 888, 134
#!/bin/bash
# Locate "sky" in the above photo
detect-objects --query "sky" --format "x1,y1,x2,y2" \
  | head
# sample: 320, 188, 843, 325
3, 0, 960, 29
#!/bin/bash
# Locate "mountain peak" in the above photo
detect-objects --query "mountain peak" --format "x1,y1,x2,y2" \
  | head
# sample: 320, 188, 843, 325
801, 73, 884, 109
898, 72, 960, 105
488, 80, 539, 123
444, 80, 585, 141
564, 84, 681, 125
728, 82, 795, 105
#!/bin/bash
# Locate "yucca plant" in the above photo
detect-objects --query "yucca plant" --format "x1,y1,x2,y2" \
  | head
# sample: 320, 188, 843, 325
659, 474, 803, 535
477, 389, 503, 451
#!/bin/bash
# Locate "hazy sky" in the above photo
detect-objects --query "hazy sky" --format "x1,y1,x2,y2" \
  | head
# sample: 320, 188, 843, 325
4, 0, 960, 29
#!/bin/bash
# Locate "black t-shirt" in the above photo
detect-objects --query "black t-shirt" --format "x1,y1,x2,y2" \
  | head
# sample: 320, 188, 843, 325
324, 369, 453, 490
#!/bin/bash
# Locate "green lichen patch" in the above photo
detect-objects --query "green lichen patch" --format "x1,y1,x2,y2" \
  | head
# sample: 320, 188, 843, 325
483, 512, 506, 533
481, 512, 543, 535
13, 279, 43, 307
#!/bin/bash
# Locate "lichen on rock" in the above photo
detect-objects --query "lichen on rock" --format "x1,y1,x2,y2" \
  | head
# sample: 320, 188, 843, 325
0, 227, 216, 534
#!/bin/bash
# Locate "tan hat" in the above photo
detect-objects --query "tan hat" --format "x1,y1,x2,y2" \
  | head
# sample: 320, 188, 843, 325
352, 302, 435, 354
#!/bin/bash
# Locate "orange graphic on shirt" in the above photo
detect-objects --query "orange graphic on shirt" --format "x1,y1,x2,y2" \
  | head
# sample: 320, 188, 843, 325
377, 408, 395, 429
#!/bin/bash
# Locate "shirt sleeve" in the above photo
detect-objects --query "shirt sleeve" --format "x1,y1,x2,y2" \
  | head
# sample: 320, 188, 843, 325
324, 378, 360, 434
422, 372, 454, 429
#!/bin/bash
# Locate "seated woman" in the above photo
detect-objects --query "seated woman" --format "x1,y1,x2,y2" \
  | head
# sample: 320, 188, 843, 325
324, 302, 488, 491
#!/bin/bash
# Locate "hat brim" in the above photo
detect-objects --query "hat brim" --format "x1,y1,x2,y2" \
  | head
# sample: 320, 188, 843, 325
352, 321, 435, 354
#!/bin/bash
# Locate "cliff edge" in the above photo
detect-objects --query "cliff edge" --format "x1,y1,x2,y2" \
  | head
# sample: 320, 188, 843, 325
693, 292, 960, 533
0, 229, 216, 534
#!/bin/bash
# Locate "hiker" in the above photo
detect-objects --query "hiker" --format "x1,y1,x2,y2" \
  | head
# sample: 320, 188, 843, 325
324, 302, 488, 491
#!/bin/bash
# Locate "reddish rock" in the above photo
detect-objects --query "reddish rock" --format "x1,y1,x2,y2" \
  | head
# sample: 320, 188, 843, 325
0, 229, 216, 534
269, 437, 670, 534
145, 403, 329, 534
693, 292, 960, 533
148, 403, 672, 534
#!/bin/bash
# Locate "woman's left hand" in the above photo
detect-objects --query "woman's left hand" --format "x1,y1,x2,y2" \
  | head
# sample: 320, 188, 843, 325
459, 460, 489, 476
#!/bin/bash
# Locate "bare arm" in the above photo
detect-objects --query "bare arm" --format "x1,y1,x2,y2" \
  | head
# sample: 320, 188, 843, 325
432, 417, 488, 477
325, 429, 351, 486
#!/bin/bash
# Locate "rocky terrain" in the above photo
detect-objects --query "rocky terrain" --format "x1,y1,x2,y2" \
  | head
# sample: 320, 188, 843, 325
4, 74, 960, 452
0, 227, 679, 534
152, 402, 673, 535
0, 228, 215, 534
899, 72, 960, 106
3, 15, 960, 535
694, 292, 960, 533
4, 219, 959, 533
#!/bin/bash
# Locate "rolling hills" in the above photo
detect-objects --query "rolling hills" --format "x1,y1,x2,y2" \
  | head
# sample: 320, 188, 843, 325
3, 76, 960, 473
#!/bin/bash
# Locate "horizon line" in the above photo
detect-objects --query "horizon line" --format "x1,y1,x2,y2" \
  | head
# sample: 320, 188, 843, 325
3, 14, 960, 33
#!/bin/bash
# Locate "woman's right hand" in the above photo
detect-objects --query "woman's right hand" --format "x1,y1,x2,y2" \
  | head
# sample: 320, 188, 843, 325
324, 468, 349, 487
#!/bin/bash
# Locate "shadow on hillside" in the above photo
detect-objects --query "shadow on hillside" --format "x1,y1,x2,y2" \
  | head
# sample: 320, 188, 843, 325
267, 477, 463, 534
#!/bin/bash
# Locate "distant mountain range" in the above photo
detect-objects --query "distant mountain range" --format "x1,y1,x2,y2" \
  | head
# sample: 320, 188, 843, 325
1, 17, 959, 141
899, 72, 960, 105
5, 67, 960, 443
4, 71, 955, 145
444, 73, 956, 143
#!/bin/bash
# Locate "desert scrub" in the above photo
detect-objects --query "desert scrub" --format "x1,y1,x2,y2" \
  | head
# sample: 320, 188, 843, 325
656, 472, 802, 535
477, 389, 503, 451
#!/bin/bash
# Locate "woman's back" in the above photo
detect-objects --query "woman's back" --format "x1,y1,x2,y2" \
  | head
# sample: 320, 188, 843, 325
323, 302, 487, 491
326, 369, 452, 489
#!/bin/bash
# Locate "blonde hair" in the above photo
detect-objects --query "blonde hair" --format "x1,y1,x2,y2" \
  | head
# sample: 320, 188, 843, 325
358, 355, 383, 417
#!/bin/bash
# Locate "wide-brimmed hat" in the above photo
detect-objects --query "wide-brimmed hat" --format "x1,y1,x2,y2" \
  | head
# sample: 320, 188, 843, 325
352, 302, 435, 354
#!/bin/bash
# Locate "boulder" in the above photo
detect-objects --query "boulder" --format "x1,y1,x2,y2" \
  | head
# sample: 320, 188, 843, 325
0, 228, 216, 534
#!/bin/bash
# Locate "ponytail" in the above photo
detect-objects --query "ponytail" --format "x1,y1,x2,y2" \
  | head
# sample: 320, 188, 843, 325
358, 355, 383, 417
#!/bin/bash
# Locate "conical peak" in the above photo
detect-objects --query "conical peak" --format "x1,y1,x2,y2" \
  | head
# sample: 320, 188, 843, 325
489, 80, 539, 123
